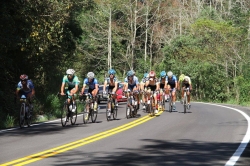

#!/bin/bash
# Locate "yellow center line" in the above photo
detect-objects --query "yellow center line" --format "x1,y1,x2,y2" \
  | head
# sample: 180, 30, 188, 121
1, 111, 163, 166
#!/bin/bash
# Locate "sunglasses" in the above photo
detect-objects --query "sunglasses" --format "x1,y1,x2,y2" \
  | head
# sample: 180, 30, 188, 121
67, 74, 73, 77
21, 79, 27, 82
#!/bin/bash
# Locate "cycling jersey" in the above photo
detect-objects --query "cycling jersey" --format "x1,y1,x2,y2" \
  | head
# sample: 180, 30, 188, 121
62, 75, 80, 90
182, 76, 191, 88
166, 75, 177, 88
17, 80, 35, 95
125, 76, 139, 91
159, 77, 167, 89
83, 78, 98, 90
104, 77, 118, 91
140, 77, 148, 84
146, 78, 158, 91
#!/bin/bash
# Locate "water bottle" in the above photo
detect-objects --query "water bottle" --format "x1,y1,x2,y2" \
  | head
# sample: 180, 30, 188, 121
72, 101, 76, 112
111, 102, 114, 109
91, 103, 94, 109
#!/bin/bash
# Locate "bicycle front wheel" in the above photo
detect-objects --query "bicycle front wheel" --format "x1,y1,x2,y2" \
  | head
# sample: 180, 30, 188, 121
162, 95, 165, 111
113, 105, 118, 120
106, 101, 111, 121
83, 102, 89, 124
19, 103, 25, 128
183, 95, 187, 114
91, 108, 97, 123
169, 97, 173, 113
61, 103, 68, 127
126, 101, 131, 119
70, 103, 78, 125
26, 107, 32, 127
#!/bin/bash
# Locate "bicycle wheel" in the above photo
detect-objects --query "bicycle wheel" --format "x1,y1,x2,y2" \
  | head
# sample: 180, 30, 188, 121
106, 101, 111, 121
91, 107, 97, 123
26, 106, 32, 127
19, 103, 25, 128
61, 103, 68, 127
183, 94, 187, 113
126, 101, 131, 119
70, 102, 77, 125
83, 102, 89, 124
150, 97, 155, 116
113, 105, 118, 120
169, 96, 173, 112
162, 94, 165, 111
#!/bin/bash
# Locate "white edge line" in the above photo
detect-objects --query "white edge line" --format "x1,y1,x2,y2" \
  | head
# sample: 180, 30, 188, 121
195, 102, 250, 166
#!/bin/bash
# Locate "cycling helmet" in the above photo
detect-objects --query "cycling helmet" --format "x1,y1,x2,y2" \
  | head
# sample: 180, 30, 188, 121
127, 70, 134, 77
20, 74, 28, 80
131, 70, 135, 75
149, 71, 156, 77
143, 73, 148, 78
179, 74, 185, 81
167, 71, 173, 77
184, 76, 189, 82
160, 71, 166, 77
66, 69, 75, 75
87, 72, 95, 79
108, 69, 116, 75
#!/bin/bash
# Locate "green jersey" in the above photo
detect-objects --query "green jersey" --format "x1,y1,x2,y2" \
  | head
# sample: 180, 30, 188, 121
62, 75, 80, 89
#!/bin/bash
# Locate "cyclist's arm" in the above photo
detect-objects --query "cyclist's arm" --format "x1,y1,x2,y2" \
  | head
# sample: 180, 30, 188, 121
81, 84, 86, 94
103, 80, 107, 92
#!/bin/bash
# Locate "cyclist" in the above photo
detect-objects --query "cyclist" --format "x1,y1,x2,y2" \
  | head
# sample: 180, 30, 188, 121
16, 74, 35, 110
140, 72, 149, 110
159, 71, 169, 101
124, 70, 140, 110
60, 69, 80, 112
145, 71, 160, 113
165, 71, 178, 111
81, 72, 99, 111
178, 74, 192, 108
103, 69, 119, 117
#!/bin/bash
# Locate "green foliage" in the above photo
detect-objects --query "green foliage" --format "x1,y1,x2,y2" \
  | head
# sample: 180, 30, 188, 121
4, 114, 15, 129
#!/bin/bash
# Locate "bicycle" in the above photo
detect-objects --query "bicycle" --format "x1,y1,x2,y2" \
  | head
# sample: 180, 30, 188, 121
158, 89, 166, 111
183, 87, 190, 113
144, 89, 157, 116
168, 89, 173, 112
105, 92, 118, 121
81, 93, 98, 124
19, 95, 32, 128
125, 90, 139, 119
59, 93, 77, 127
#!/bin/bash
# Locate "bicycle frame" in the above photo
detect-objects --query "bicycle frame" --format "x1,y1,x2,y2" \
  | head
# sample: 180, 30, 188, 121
82, 93, 98, 124
19, 96, 31, 128
168, 89, 173, 112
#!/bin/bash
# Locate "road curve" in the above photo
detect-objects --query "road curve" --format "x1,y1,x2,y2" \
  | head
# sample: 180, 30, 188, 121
0, 102, 249, 166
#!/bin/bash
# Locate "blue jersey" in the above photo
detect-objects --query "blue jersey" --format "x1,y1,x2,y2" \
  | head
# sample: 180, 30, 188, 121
83, 78, 98, 89
17, 80, 35, 93
166, 75, 177, 85
124, 76, 139, 91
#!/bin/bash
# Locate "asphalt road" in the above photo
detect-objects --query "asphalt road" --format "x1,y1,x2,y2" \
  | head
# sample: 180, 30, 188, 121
0, 102, 249, 166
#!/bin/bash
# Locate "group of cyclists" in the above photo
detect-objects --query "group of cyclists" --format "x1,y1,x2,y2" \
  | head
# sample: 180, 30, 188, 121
16, 68, 192, 120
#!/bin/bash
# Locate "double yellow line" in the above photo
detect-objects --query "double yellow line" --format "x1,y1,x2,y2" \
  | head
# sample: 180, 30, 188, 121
1, 111, 163, 166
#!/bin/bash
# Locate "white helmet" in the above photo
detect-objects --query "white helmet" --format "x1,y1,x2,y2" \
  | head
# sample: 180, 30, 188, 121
87, 72, 95, 79
184, 76, 189, 82
167, 71, 173, 77
66, 69, 75, 75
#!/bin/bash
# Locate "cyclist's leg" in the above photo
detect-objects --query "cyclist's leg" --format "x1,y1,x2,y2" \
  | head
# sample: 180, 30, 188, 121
171, 86, 177, 110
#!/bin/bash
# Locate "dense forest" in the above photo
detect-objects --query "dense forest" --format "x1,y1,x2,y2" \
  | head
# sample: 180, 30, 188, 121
1, 0, 250, 128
